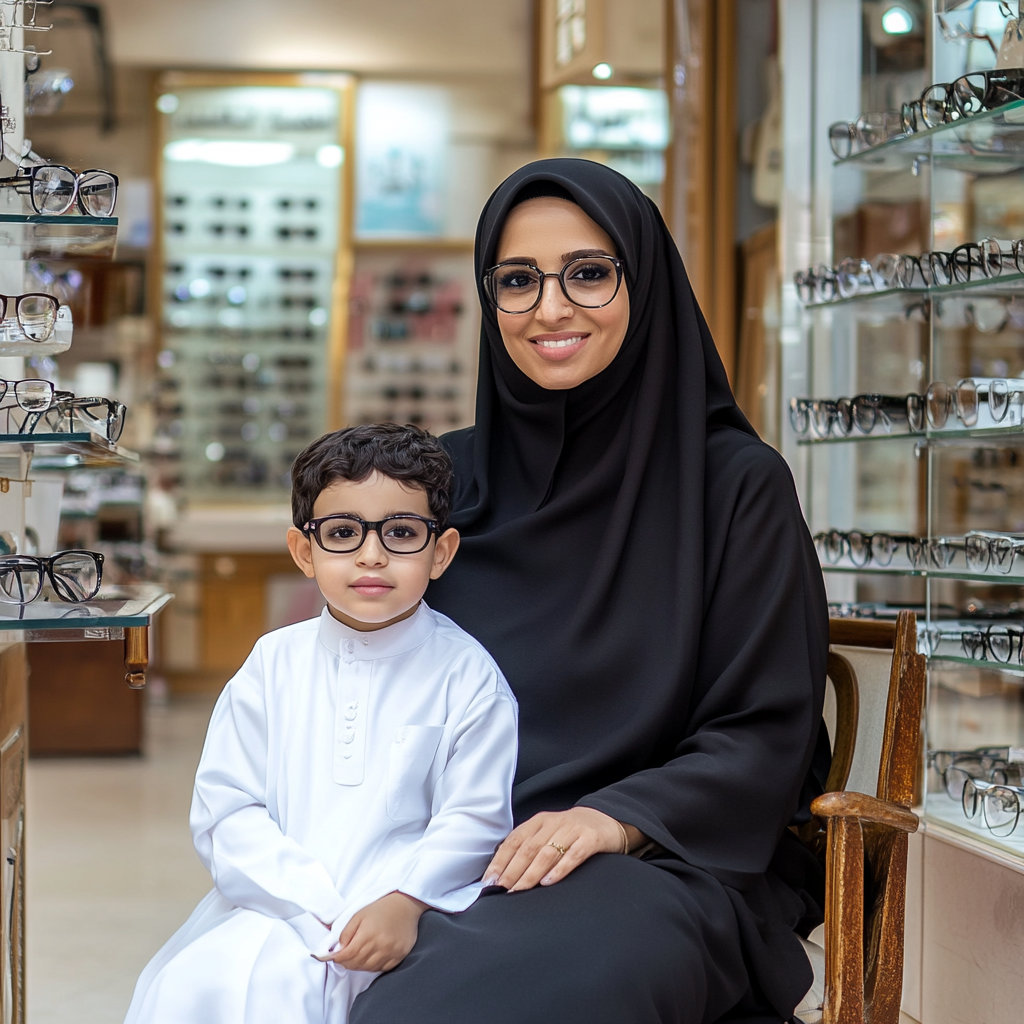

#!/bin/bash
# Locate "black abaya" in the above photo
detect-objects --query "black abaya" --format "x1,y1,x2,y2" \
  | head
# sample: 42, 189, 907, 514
351, 159, 829, 1024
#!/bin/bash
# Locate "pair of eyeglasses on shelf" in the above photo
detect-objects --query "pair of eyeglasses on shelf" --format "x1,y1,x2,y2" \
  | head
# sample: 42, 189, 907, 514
789, 394, 917, 438
0, 549, 103, 605
0, 165, 117, 217
962, 777, 1024, 837
19, 395, 126, 443
0, 292, 59, 341
964, 532, 1024, 575
828, 67, 1024, 159
0, 377, 61, 412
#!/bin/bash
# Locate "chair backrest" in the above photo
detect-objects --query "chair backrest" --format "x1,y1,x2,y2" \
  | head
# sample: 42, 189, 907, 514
826, 613, 923, 807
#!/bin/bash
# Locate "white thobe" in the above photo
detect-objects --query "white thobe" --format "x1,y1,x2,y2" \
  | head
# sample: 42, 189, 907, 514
124, 602, 518, 1024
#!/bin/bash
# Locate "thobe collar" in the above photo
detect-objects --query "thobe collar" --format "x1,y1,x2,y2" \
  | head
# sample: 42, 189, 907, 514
317, 600, 436, 662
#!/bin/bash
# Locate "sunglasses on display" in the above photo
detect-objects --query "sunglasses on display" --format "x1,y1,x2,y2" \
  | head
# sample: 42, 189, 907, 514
0, 549, 104, 604
0, 165, 117, 217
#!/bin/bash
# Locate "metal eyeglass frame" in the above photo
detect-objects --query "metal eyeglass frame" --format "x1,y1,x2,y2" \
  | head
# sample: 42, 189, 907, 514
302, 513, 442, 555
482, 256, 625, 314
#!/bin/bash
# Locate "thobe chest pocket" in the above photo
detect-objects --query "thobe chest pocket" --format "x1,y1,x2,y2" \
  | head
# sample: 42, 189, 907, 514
386, 725, 445, 822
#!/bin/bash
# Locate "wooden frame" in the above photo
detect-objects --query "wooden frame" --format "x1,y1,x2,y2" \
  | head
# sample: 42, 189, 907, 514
809, 612, 926, 1024
663, 0, 738, 379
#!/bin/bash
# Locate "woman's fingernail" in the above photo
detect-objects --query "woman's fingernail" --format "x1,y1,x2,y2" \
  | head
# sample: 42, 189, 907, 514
483, 874, 499, 886
540, 875, 554, 885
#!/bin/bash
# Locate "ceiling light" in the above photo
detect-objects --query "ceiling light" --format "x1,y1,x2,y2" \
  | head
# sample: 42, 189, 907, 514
156, 93, 179, 114
316, 144, 343, 168
881, 6, 913, 34
592, 63, 613, 80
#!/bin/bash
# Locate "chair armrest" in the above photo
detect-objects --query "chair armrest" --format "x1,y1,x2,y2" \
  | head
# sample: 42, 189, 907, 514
811, 791, 919, 833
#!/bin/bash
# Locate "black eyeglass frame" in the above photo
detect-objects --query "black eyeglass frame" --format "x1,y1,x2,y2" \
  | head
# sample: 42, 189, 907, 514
0, 165, 119, 217
0, 549, 104, 605
302, 513, 443, 555
482, 256, 626, 314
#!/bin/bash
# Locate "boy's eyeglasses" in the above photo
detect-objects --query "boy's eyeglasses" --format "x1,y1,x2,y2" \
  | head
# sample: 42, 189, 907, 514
0, 165, 118, 217
482, 256, 625, 314
303, 514, 441, 555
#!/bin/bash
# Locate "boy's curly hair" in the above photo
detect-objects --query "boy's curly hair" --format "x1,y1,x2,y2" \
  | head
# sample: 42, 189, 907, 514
290, 423, 454, 531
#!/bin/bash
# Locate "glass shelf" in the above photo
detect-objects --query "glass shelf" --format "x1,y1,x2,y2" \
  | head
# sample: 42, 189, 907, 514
0, 433, 140, 467
0, 214, 118, 261
834, 99, 1024, 173
928, 654, 1024, 676
797, 431, 918, 446
924, 797, 1024, 862
0, 585, 171, 636
821, 562, 1024, 584
800, 271, 1024, 313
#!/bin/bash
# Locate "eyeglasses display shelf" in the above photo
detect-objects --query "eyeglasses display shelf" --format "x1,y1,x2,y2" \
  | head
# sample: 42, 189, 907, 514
0, 433, 140, 468
0, 214, 118, 261
789, 8, 1024, 871
0, 584, 172, 636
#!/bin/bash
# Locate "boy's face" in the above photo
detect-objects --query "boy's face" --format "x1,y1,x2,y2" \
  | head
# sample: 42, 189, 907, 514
286, 472, 460, 632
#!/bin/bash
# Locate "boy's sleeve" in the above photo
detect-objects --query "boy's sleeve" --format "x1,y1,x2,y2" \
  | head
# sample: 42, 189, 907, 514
189, 643, 347, 951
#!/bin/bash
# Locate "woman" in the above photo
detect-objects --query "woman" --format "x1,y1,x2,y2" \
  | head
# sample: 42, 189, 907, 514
351, 159, 829, 1024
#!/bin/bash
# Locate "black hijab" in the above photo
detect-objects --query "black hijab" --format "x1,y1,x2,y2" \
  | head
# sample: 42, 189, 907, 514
428, 160, 828, 1006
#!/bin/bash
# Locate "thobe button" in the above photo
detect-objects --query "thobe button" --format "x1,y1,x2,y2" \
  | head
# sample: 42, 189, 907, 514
361, 636, 369, 645
345, 640, 355, 654
345, 708, 358, 721
342, 751, 353, 759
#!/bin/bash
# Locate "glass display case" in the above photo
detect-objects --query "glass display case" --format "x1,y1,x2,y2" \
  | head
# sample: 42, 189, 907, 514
792, 1, 1024, 864
345, 244, 477, 435
153, 72, 354, 502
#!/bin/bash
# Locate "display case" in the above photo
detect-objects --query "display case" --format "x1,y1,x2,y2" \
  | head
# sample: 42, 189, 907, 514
789, 1, 1024, 868
153, 72, 354, 502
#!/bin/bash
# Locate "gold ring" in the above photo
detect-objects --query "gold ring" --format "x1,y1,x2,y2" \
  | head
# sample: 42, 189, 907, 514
547, 842, 568, 856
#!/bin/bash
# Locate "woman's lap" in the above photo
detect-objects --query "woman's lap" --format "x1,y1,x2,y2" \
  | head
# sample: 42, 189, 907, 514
351, 853, 777, 1024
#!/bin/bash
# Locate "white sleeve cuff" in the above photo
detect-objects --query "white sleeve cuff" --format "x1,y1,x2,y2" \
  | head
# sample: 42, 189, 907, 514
286, 911, 340, 955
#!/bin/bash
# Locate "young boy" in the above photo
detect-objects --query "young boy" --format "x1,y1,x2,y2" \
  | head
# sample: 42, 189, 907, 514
124, 423, 518, 1024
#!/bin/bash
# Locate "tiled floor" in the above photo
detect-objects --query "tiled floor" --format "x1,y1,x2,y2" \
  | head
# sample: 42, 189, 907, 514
26, 696, 217, 1024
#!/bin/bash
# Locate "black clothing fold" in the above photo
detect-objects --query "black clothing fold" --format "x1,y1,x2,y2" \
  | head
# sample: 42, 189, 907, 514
353, 158, 829, 1023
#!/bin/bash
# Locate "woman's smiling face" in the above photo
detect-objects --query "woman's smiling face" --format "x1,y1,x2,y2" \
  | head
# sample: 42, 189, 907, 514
492, 196, 630, 390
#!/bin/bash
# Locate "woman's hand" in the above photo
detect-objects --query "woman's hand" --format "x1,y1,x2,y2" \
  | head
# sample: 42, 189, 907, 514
482, 808, 645, 892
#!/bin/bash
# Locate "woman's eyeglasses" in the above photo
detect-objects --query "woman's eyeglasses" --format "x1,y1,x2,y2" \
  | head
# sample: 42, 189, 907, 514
303, 514, 441, 555
0, 550, 104, 604
482, 256, 625, 314
0, 165, 117, 217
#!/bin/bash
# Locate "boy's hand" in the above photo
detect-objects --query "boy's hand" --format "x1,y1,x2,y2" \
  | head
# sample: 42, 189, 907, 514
326, 891, 428, 973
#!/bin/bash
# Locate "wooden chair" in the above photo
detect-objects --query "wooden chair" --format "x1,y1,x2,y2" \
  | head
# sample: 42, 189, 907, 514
794, 611, 926, 1024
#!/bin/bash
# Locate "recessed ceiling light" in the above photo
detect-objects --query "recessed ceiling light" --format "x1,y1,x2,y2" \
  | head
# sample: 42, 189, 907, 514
592, 63, 613, 80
